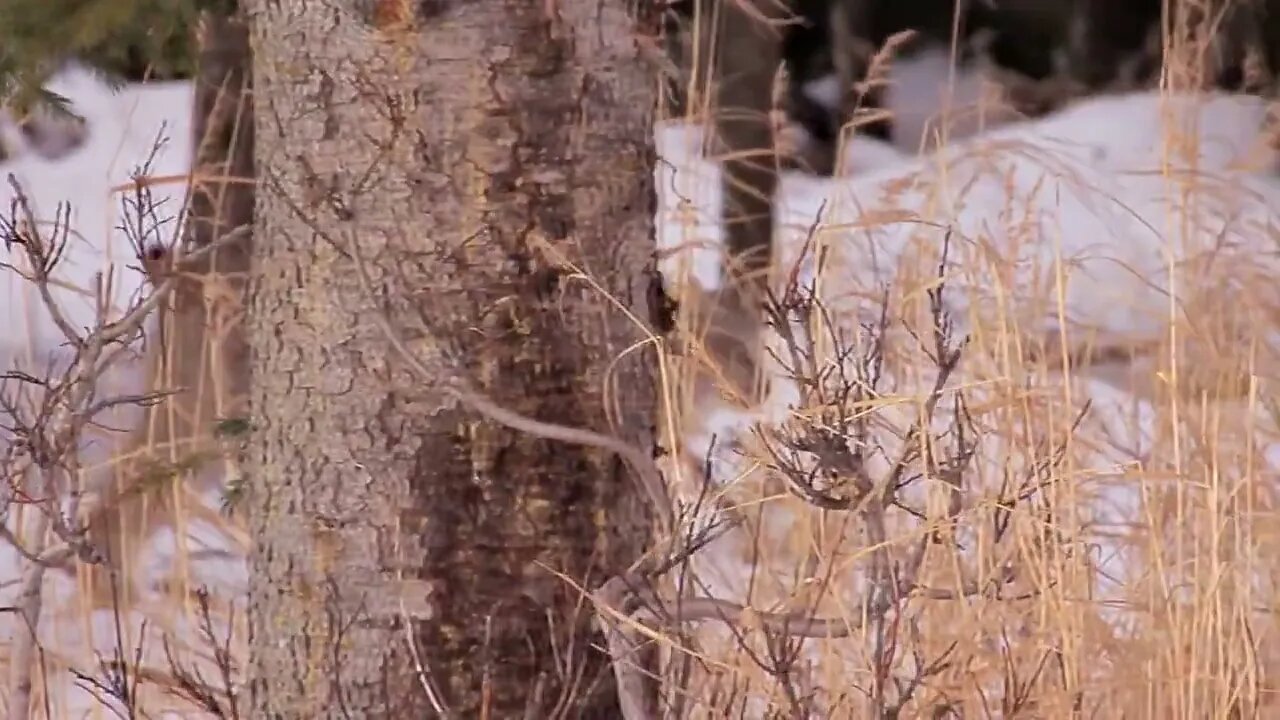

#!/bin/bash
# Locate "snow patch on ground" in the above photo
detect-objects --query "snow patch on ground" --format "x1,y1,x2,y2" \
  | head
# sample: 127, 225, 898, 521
656, 86, 1280, 637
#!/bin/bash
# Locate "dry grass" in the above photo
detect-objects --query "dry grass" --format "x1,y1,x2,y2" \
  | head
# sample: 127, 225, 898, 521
645, 2, 1280, 717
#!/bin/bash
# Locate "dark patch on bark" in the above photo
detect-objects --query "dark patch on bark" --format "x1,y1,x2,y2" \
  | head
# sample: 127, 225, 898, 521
401, 5, 657, 717
531, 265, 564, 299
419, 0, 449, 20
648, 268, 677, 335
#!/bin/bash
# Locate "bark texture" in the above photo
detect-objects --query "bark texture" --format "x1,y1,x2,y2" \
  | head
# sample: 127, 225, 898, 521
245, 0, 660, 716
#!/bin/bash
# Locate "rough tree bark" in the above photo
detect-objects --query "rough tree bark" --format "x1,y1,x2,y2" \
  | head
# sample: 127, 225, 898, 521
245, 0, 661, 716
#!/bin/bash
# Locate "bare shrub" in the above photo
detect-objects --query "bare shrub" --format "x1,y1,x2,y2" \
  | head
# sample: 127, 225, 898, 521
1, 125, 247, 716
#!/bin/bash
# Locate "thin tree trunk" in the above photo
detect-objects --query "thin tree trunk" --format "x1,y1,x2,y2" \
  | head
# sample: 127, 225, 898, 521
245, 0, 661, 716
82, 5, 253, 608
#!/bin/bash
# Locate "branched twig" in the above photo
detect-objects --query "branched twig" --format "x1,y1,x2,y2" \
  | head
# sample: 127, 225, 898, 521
162, 587, 242, 719
1, 145, 245, 718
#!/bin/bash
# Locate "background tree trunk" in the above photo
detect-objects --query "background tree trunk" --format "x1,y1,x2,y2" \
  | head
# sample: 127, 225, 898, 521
245, 0, 661, 716
83, 4, 254, 608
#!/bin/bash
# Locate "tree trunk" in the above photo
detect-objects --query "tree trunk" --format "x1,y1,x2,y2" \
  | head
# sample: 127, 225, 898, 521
245, 0, 661, 716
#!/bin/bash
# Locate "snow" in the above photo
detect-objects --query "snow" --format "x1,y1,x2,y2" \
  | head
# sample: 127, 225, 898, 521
663, 89, 1280, 327
655, 65, 1280, 646
2, 67, 194, 354
5, 48, 1280, 715
0, 67, 195, 484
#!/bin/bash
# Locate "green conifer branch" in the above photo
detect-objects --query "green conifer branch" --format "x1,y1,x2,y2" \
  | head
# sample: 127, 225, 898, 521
0, 0, 234, 118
